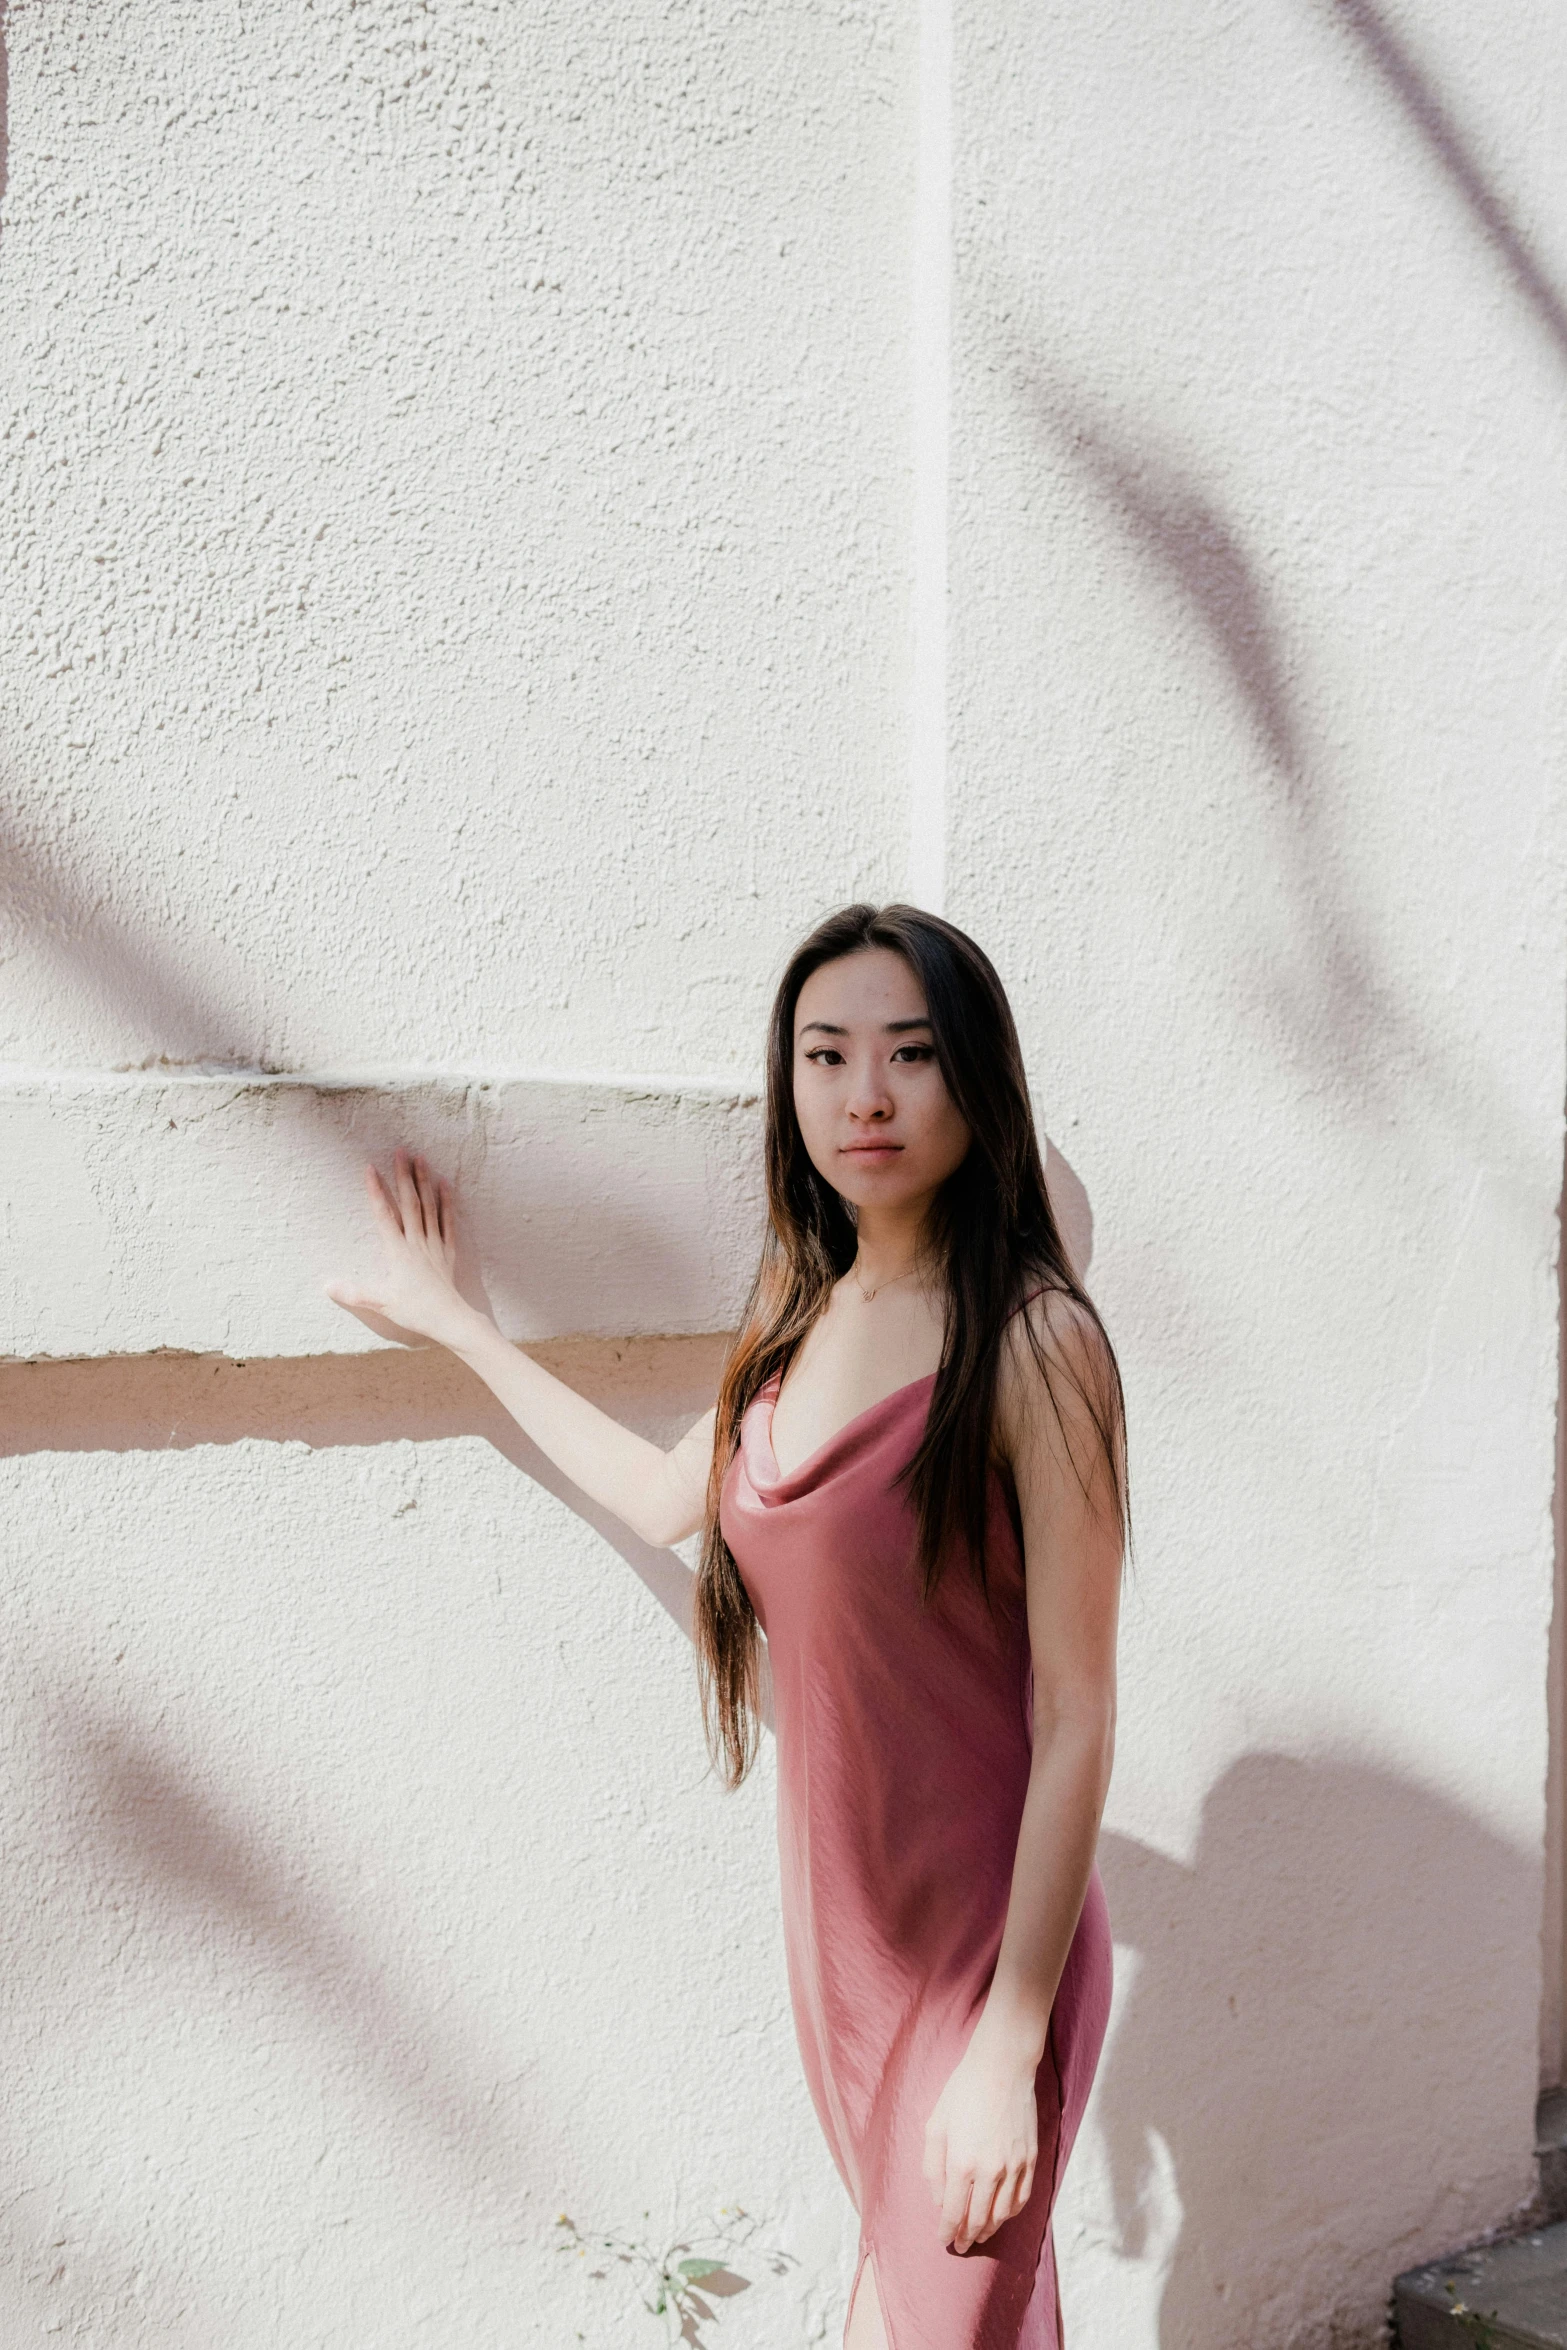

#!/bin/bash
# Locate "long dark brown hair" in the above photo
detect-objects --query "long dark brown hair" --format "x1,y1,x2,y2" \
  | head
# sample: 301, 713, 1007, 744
694, 902, 1127, 1786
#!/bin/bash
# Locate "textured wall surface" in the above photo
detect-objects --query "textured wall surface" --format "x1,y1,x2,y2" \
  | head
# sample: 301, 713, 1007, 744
0, 0, 906, 2338
2, 0, 1565, 2345
0, 1071, 764, 1356
0, 1342, 854, 2347
0, 0, 912, 1080
953, 5, 1567, 2345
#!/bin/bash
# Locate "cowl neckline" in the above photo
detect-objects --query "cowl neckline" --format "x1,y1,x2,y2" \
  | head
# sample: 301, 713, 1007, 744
745, 1369, 938, 1502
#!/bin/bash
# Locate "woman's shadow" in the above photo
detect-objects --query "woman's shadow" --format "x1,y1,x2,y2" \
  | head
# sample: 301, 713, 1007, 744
1094, 1755, 1537, 2346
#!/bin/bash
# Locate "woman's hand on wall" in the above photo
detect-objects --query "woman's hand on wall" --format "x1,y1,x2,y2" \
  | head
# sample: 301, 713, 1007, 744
326, 1147, 714, 1549
326, 1149, 487, 1354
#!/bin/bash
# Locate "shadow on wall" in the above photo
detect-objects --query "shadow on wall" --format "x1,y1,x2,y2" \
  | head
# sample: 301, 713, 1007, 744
4, 1170, 1528, 2331
1097, 1756, 1536, 2348
0, 1133, 1096, 1642
25, 1693, 552, 2210
1007, 371, 1541, 1211
0, 797, 280, 1068
1044, 1137, 1093, 1284
1319, 0, 1567, 368
1017, 381, 1487, 1151
1000, 4, 1567, 1181
0, 1335, 727, 1639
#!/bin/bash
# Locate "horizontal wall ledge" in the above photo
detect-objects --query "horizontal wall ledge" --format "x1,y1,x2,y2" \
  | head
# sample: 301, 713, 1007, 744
0, 1333, 731, 1458
0, 1069, 764, 1360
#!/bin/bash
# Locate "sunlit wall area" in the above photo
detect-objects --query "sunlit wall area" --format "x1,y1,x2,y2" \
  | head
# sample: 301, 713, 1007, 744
0, 0, 910, 2340
0, 0, 914, 1081
953, 5, 1567, 2345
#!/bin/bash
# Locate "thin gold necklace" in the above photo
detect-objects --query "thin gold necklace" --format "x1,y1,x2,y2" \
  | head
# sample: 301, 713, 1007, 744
850, 1258, 921, 1304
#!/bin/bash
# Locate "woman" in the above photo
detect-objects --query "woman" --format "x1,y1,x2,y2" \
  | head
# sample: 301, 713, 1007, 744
327, 902, 1124, 2350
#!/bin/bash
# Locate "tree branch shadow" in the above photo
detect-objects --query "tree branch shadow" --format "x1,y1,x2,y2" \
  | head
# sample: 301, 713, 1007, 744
1319, 0, 1567, 371
0, 797, 266, 1070
1012, 373, 1525, 1179
20, 1684, 556, 2216
0, 1336, 760, 2324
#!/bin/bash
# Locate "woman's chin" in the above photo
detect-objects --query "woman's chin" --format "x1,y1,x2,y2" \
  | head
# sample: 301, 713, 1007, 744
832, 1174, 929, 1215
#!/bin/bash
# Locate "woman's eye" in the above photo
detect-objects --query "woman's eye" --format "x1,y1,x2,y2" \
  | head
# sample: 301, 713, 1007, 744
805, 1047, 846, 1067
892, 1045, 935, 1063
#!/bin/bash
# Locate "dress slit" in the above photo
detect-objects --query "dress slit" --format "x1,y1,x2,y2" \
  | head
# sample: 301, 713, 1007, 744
847, 2247, 895, 2350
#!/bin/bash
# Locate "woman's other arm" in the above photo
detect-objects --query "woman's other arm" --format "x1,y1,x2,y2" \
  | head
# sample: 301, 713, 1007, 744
326, 1150, 715, 1549
923, 1293, 1122, 2252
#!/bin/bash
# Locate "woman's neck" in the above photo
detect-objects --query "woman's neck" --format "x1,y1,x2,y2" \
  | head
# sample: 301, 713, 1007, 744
850, 1207, 933, 1294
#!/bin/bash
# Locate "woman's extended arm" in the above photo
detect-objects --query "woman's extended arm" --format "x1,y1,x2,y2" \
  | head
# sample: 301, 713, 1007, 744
326, 1150, 715, 1549
922, 1295, 1122, 2253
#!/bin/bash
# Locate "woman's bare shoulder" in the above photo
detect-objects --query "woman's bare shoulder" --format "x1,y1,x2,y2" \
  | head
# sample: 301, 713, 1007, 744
997, 1286, 1120, 1462
1004, 1286, 1113, 1378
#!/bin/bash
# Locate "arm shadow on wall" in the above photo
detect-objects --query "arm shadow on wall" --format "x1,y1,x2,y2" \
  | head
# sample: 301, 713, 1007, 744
0, 1335, 717, 1640
1094, 1756, 1536, 2347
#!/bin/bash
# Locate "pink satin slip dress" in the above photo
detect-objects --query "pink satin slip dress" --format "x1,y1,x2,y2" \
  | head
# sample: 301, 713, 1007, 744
718, 1367, 1113, 2350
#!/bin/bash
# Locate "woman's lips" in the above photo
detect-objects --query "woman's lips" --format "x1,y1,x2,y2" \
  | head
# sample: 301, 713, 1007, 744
841, 1143, 903, 1157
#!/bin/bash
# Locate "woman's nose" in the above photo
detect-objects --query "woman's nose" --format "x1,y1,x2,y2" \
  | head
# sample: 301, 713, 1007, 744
846, 1072, 894, 1121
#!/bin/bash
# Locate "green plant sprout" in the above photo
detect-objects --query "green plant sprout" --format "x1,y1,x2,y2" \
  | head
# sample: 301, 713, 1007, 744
1443, 2278, 1503, 2350
555, 2203, 796, 2346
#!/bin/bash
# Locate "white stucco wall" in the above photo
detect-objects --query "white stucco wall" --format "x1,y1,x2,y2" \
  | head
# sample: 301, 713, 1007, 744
950, 8, 1567, 2341
2, 1, 1565, 2346
0, 0, 913, 1082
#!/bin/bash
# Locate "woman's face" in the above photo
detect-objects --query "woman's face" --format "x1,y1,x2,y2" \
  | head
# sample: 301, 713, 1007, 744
791, 947, 972, 1215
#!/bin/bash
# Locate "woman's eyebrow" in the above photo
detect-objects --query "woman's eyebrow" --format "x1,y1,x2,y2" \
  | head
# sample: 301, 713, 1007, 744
798, 1015, 933, 1038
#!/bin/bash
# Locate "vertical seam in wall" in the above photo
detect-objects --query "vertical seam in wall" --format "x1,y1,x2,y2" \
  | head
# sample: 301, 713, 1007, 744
1545, 1094, 1567, 2087
906, 0, 951, 915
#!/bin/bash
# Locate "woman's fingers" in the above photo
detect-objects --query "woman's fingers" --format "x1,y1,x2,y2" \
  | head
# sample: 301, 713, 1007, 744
411, 1152, 436, 1230
948, 2151, 1033, 2249
365, 1161, 402, 1236
962, 2166, 1007, 2251
924, 2055, 1038, 2250
415, 1154, 448, 1251
406, 1154, 451, 1256
941, 2163, 977, 2247
959, 2173, 994, 2250
394, 1148, 426, 1239
971, 2160, 1030, 2244
370, 1151, 452, 1252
